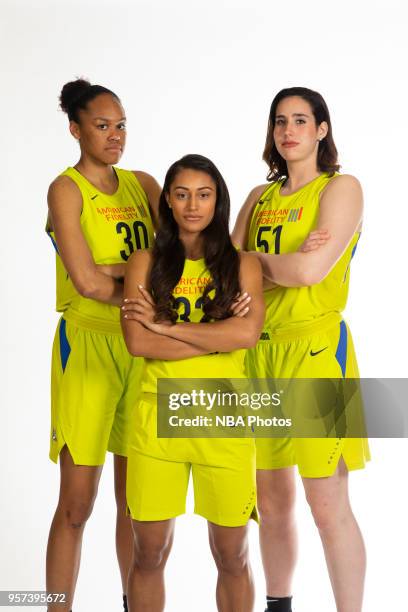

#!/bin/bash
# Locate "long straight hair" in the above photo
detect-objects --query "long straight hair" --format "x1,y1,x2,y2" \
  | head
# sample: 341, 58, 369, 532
263, 87, 340, 181
150, 154, 240, 323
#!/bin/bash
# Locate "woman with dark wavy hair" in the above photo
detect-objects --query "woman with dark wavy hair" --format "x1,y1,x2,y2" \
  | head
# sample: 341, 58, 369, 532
121, 154, 265, 611
233, 87, 369, 612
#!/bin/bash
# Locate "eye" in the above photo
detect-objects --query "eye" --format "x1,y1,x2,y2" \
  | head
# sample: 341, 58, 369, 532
199, 192, 211, 199
118, 123, 127, 130
296, 119, 306, 124
275, 118, 285, 125
175, 192, 187, 199
97, 124, 108, 130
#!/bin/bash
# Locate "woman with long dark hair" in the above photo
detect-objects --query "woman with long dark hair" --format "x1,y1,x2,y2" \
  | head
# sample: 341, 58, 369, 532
233, 87, 370, 612
46, 78, 160, 612
121, 154, 265, 612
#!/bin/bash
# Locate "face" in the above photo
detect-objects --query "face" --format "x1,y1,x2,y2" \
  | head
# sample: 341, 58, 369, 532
273, 96, 328, 164
69, 93, 126, 164
166, 169, 217, 236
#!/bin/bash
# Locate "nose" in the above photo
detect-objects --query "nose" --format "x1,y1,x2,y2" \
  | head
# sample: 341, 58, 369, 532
283, 122, 293, 138
108, 129, 121, 141
186, 195, 199, 210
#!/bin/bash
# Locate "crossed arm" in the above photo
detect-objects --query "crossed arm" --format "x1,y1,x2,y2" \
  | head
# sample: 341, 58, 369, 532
120, 250, 265, 359
47, 170, 161, 305
232, 175, 363, 287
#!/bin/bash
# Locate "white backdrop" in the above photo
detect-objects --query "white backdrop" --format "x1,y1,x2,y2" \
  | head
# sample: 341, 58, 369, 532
1, 0, 407, 610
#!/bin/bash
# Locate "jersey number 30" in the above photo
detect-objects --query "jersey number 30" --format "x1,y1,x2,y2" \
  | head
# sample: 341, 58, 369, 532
116, 221, 149, 261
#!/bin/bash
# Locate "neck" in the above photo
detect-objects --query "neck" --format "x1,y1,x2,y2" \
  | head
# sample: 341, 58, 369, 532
284, 157, 321, 193
179, 231, 204, 260
75, 156, 116, 184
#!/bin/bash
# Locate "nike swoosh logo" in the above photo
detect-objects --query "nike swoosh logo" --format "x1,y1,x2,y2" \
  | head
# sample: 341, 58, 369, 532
310, 347, 328, 357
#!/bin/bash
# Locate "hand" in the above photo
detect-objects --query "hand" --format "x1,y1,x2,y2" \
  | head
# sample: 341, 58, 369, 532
230, 292, 251, 317
121, 286, 170, 334
298, 229, 330, 253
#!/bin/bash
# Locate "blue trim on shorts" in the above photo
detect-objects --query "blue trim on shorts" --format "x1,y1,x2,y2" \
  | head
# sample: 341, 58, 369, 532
59, 318, 71, 372
335, 321, 348, 378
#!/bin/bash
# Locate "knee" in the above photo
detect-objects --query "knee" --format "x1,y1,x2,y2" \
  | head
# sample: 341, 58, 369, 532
60, 495, 96, 530
257, 489, 296, 527
306, 494, 347, 532
212, 544, 249, 577
133, 541, 170, 572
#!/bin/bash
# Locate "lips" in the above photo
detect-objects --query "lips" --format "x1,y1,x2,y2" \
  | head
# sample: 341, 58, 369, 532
106, 146, 122, 151
282, 141, 299, 148
184, 216, 202, 221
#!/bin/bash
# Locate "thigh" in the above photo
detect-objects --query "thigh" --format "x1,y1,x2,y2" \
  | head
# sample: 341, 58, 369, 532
126, 448, 190, 522
192, 440, 256, 527
50, 319, 128, 466
108, 351, 145, 458
58, 446, 103, 506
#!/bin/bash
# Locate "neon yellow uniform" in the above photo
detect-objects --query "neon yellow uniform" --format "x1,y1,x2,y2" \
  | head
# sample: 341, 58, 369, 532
246, 173, 370, 477
126, 258, 257, 526
47, 167, 154, 465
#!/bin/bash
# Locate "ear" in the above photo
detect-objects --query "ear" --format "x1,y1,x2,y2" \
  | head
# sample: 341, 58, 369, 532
318, 121, 328, 141
69, 121, 81, 141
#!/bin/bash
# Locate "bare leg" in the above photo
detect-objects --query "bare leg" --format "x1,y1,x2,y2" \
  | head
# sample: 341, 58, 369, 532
302, 458, 366, 612
127, 519, 175, 612
208, 522, 254, 612
257, 468, 297, 598
114, 454, 133, 599
46, 447, 102, 611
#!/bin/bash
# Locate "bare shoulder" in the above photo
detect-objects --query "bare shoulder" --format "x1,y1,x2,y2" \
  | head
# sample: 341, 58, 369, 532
127, 248, 153, 269
239, 250, 262, 273
246, 183, 270, 206
132, 170, 161, 191
48, 174, 82, 202
322, 174, 362, 198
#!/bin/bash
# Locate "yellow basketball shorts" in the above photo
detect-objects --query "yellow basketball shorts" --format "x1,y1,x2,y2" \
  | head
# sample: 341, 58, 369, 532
245, 313, 370, 478
126, 394, 257, 526
50, 316, 144, 465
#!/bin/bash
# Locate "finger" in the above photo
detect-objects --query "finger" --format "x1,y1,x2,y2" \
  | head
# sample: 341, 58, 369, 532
231, 292, 248, 306
232, 296, 251, 314
235, 307, 250, 318
138, 285, 155, 305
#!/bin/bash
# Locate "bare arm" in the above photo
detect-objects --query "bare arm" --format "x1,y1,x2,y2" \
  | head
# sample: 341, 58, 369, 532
252, 175, 363, 287
231, 184, 268, 249
121, 250, 210, 359
155, 253, 265, 351
47, 176, 124, 306
133, 170, 161, 229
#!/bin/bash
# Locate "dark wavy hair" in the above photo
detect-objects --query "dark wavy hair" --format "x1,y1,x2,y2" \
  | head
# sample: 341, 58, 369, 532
150, 154, 240, 323
263, 87, 340, 182
59, 78, 120, 122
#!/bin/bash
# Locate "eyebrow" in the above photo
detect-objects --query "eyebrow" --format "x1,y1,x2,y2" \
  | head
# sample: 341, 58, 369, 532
275, 113, 309, 119
174, 186, 214, 191
93, 116, 127, 121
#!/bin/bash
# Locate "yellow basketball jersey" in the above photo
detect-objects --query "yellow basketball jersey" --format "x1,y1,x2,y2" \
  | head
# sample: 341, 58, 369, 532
142, 258, 246, 393
246, 173, 360, 331
47, 167, 155, 326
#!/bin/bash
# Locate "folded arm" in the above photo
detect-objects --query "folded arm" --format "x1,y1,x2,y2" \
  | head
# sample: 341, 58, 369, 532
157, 252, 265, 352
121, 250, 209, 359
252, 175, 363, 287
47, 176, 123, 306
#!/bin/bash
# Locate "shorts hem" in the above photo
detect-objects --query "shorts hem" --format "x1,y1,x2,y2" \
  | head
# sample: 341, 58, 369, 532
256, 461, 296, 471
127, 506, 186, 522
195, 509, 254, 528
